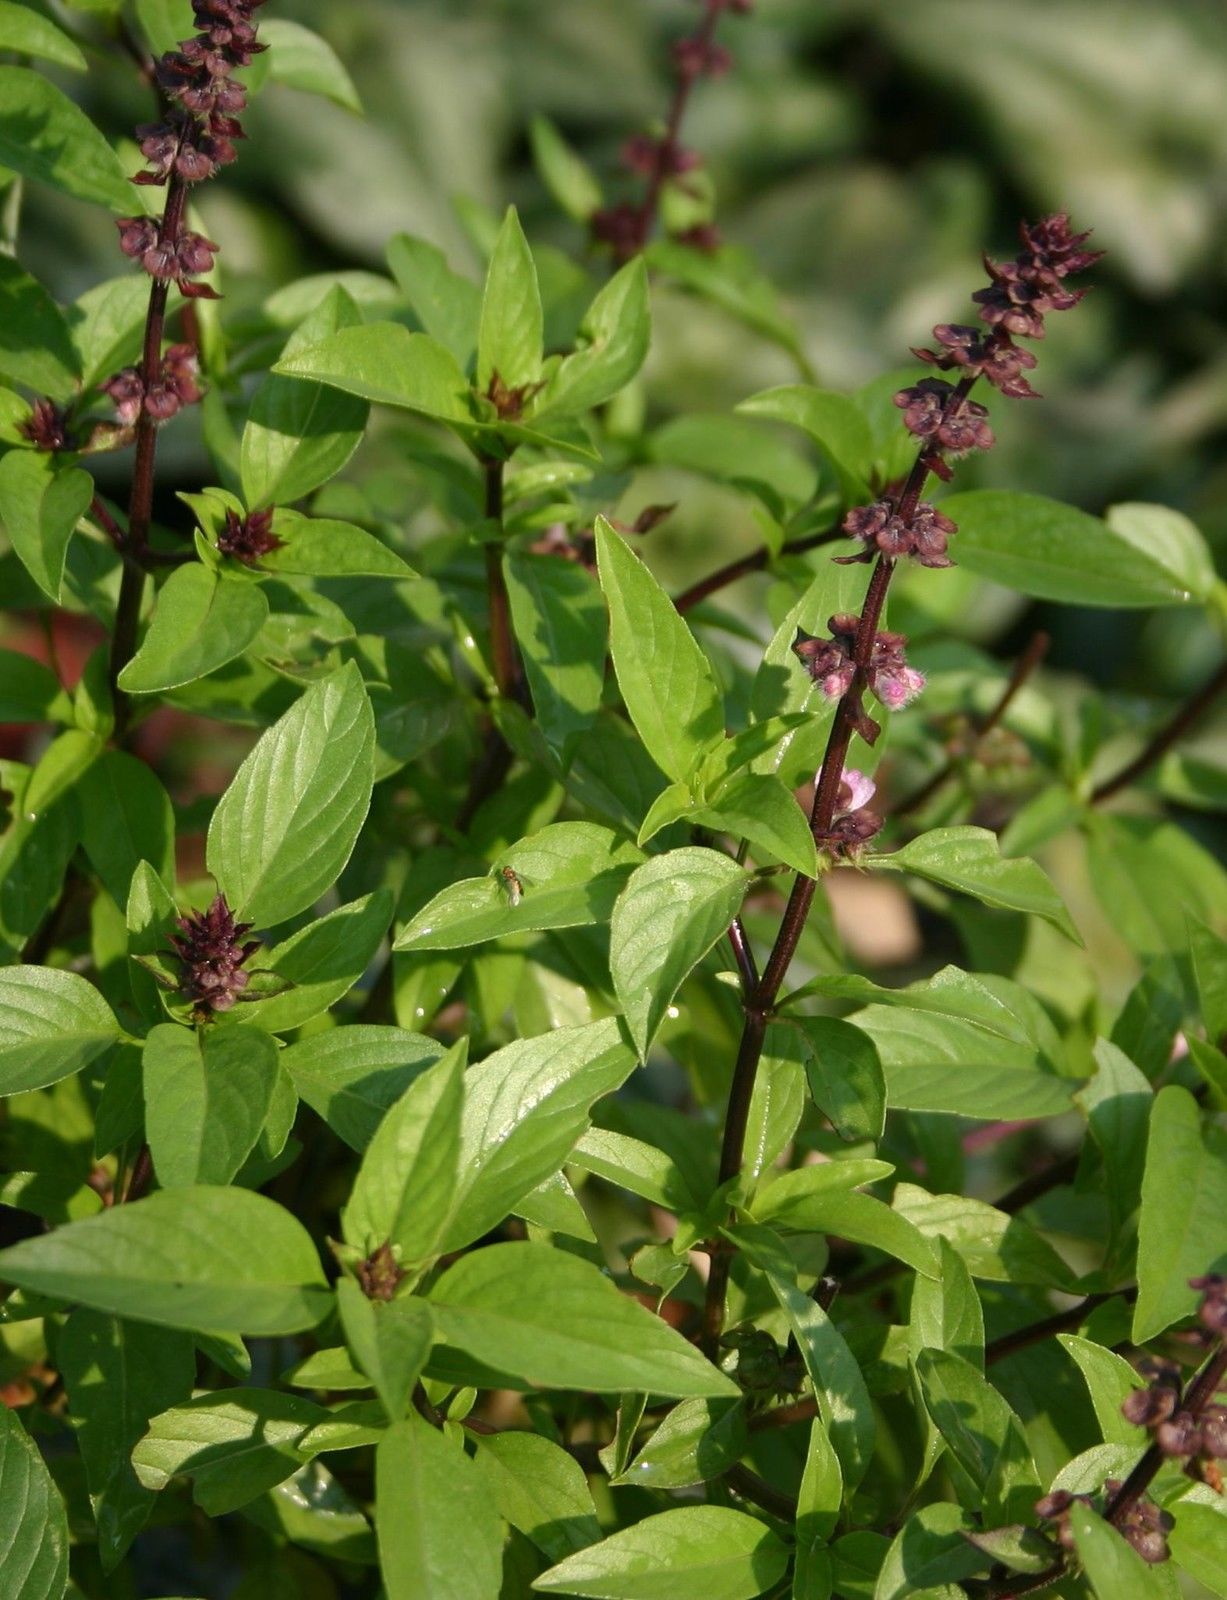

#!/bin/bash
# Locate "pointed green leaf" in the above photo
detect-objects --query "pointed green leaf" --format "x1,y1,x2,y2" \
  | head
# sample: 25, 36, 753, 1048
132, 1387, 330, 1516
737, 385, 874, 502
377, 1415, 503, 1600
534, 259, 650, 419
260, 18, 362, 111
117, 564, 269, 694
478, 207, 543, 394
336, 1278, 432, 1423
77, 751, 175, 908
0, 3, 87, 70
792, 1015, 886, 1143
870, 827, 1080, 942
0, 1405, 68, 1600
610, 848, 748, 1057
475, 1430, 601, 1561
59, 1311, 195, 1570
241, 286, 369, 509
614, 1398, 747, 1490
142, 1023, 280, 1188
914, 1349, 1041, 1523
529, 116, 603, 222
0, 967, 119, 1096
0, 257, 81, 398
504, 551, 607, 753
273, 323, 473, 422
207, 662, 375, 926
0, 67, 137, 211
386, 233, 481, 367
0, 1186, 330, 1335
1134, 1085, 1227, 1341
231, 889, 393, 1034
429, 1242, 737, 1398
259, 512, 416, 578
280, 1025, 446, 1152
534, 1505, 787, 1600
1069, 1503, 1173, 1600
0, 450, 91, 602
343, 1041, 465, 1261
395, 823, 641, 953
441, 1016, 636, 1252
596, 516, 724, 783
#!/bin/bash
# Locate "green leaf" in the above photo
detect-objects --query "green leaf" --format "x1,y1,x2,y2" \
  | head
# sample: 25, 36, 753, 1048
77, 751, 175, 908
0, 1404, 68, 1600
0, 67, 137, 211
1056, 1335, 1147, 1447
377, 1416, 504, 1600
893, 1183, 1076, 1289
260, 19, 362, 111
0, 1186, 330, 1335
909, 1234, 985, 1369
142, 1024, 280, 1188
0, 450, 91, 602
1069, 1503, 1173, 1600
1076, 1039, 1151, 1253
68, 274, 155, 390
876, 1504, 988, 1600
58, 1311, 195, 1570
1086, 814, 1227, 957
529, 116, 603, 222
395, 823, 640, 954
753, 1180, 938, 1278
429, 1242, 736, 1397
570, 1127, 698, 1211
475, 1431, 601, 1561
207, 662, 375, 926
534, 1505, 788, 1600
689, 771, 819, 878
1190, 915, 1227, 1042
914, 1349, 1041, 1523
504, 552, 607, 753
1134, 1085, 1227, 1341
280, 1025, 445, 1152
132, 1387, 330, 1516
1105, 502, 1217, 604
647, 240, 805, 363
737, 1225, 875, 1488
440, 1016, 636, 1252
241, 286, 370, 509
794, 1420, 842, 1596
869, 827, 1080, 943
1169, 1500, 1227, 1599
830, 967, 1075, 1120
939, 490, 1207, 607
336, 1278, 432, 1423
610, 848, 748, 1058
231, 889, 393, 1034
273, 324, 473, 423
737, 385, 874, 502
613, 1398, 747, 1489
595, 516, 724, 782
0, 649, 71, 723
477, 207, 543, 394
386, 233, 481, 368
343, 1041, 465, 1262
259, 511, 416, 578
0, 966, 119, 1096
0, 256, 80, 398
534, 259, 651, 419
117, 564, 269, 694
792, 1016, 887, 1143
0, 3, 87, 70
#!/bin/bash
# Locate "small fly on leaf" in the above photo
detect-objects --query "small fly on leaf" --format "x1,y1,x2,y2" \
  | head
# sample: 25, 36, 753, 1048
499, 866, 523, 907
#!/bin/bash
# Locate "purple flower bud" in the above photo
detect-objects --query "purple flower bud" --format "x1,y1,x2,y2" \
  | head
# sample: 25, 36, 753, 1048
18, 398, 75, 453
1156, 1410, 1203, 1457
1121, 1383, 1178, 1428
842, 498, 957, 569
1191, 1273, 1227, 1334
116, 216, 161, 261
174, 231, 219, 277
169, 893, 260, 1015
101, 369, 146, 426
217, 507, 282, 564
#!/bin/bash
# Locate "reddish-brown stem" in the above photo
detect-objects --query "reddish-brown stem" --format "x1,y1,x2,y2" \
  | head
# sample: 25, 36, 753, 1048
108, 173, 189, 737
673, 525, 842, 615
618, 1, 726, 262
122, 1142, 154, 1204
482, 458, 517, 701
1091, 656, 1227, 804
895, 630, 1051, 817
700, 385, 978, 1356
727, 915, 759, 996
984, 1288, 1131, 1366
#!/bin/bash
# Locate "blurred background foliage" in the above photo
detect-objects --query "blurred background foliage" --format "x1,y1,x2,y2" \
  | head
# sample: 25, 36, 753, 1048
23, 0, 1227, 705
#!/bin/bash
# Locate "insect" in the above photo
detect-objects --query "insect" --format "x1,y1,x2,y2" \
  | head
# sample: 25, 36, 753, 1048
499, 866, 524, 907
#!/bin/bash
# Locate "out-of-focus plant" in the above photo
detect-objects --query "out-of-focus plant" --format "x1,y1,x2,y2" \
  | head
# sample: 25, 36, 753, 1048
0, 4, 1225, 1600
